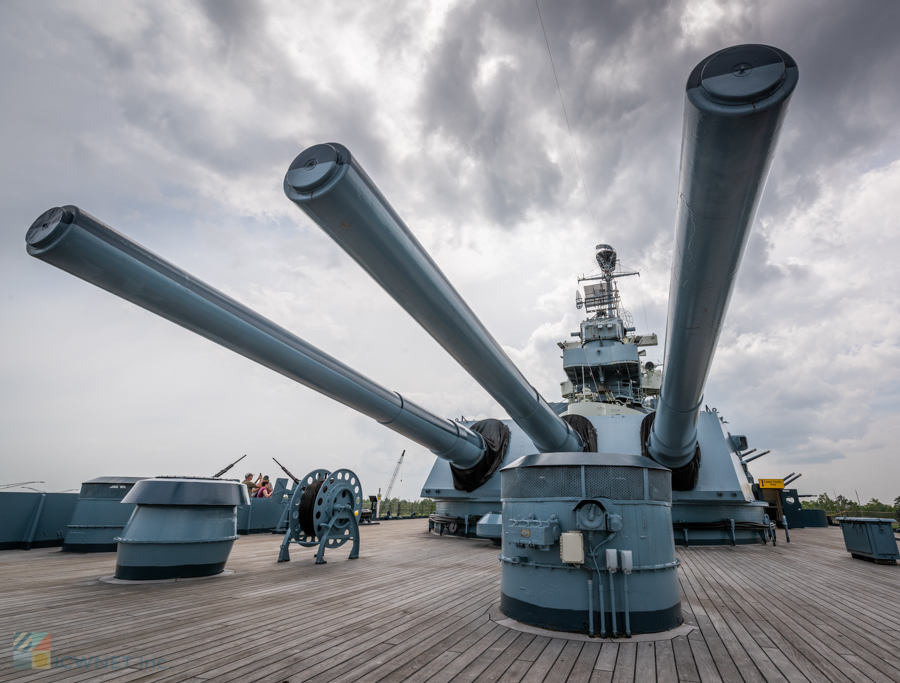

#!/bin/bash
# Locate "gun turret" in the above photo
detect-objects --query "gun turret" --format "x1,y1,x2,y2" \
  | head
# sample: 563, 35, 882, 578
25, 207, 486, 471
647, 45, 798, 479
212, 454, 247, 478
284, 145, 584, 455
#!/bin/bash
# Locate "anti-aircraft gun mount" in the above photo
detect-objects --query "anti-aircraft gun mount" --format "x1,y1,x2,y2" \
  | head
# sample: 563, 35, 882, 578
27, 43, 797, 562
278, 468, 363, 565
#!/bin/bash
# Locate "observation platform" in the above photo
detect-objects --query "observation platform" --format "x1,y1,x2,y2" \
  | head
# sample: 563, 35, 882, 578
1, 520, 898, 682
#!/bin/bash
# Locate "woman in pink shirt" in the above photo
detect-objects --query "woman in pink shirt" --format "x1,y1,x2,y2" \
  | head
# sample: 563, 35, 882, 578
255, 476, 274, 498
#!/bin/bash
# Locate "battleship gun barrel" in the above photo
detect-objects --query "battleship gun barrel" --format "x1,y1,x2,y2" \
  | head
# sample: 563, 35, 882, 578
25, 206, 486, 470
284, 144, 584, 455
648, 45, 798, 472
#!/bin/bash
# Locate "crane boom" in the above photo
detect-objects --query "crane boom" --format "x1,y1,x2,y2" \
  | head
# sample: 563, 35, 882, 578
375, 450, 405, 520
385, 450, 405, 500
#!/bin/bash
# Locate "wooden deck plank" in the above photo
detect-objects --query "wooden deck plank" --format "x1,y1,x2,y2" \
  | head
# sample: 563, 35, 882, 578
588, 672, 612, 683
541, 640, 582, 683
672, 636, 700, 683
421, 624, 510, 683
594, 643, 618, 672
611, 642, 635, 683
761, 647, 812, 683
518, 636, 551, 663
566, 642, 600, 683
451, 628, 524, 683
519, 638, 566, 683
2, 523, 899, 683
473, 632, 536, 683
498, 660, 533, 683
633, 642, 656, 683
696, 543, 896, 682
654, 640, 677, 683
687, 638, 723, 683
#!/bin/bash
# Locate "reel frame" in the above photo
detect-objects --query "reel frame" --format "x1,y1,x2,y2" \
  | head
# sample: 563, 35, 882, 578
277, 468, 363, 564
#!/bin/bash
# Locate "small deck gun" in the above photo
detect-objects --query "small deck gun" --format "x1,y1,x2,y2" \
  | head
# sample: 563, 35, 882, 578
272, 457, 300, 485
212, 454, 247, 479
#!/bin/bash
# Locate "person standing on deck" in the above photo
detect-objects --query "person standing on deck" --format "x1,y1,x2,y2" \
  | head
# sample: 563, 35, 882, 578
242, 473, 258, 497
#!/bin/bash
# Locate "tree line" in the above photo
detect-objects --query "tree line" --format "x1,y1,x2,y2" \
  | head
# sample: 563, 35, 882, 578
802, 493, 900, 515
362, 498, 437, 518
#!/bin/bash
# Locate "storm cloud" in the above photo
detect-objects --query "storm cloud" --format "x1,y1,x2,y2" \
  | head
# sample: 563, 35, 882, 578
1, 0, 898, 503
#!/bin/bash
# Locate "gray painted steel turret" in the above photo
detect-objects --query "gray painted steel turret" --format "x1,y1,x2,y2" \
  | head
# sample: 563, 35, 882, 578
647, 45, 798, 471
499, 452, 681, 635
25, 207, 485, 471
115, 477, 248, 580
284, 145, 584, 456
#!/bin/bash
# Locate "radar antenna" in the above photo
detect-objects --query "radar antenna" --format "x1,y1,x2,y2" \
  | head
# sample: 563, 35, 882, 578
576, 245, 638, 319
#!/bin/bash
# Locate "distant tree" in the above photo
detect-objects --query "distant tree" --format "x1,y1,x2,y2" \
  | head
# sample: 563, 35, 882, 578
862, 498, 893, 512
801, 493, 835, 510
802, 493, 899, 514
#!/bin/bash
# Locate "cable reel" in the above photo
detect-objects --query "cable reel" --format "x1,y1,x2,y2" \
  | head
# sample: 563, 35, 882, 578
278, 468, 363, 564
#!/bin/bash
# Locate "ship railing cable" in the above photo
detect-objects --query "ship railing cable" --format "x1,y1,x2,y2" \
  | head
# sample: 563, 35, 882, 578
535, 0, 598, 238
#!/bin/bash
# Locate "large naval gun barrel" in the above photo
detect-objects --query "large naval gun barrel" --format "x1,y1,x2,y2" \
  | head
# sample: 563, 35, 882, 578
647, 45, 798, 475
25, 206, 485, 470
284, 143, 584, 455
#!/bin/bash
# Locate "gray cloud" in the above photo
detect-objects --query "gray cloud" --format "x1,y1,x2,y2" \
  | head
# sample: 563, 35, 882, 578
1, 0, 898, 502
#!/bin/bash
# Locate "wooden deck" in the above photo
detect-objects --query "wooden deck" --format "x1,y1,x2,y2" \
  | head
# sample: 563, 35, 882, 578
1, 520, 898, 682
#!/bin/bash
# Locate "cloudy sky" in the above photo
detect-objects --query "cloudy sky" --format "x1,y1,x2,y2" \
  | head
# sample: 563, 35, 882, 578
1, 0, 898, 504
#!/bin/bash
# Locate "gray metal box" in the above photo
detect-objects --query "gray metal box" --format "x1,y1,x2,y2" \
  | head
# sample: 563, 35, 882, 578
838, 518, 899, 564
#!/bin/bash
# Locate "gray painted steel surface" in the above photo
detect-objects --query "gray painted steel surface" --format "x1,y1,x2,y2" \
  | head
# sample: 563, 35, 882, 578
284, 144, 583, 455
0, 492, 78, 551
237, 478, 293, 534
779, 488, 805, 529
800, 508, 829, 528
498, 452, 681, 635
424, 409, 768, 545
63, 477, 146, 552
115, 478, 250, 580
476, 512, 503, 541
837, 518, 900, 563
648, 45, 799, 469
25, 206, 484, 470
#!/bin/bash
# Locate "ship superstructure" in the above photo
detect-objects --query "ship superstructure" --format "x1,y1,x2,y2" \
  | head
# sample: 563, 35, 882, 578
559, 244, 660, 418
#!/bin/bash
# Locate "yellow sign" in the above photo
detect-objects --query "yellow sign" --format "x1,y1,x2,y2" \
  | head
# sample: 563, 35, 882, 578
759, 479, 784, 489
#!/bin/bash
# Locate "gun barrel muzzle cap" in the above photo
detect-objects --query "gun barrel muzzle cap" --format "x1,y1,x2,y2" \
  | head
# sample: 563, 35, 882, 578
700, 44, 786, 104
27, 206, 74, 249
286, 143, 342, 193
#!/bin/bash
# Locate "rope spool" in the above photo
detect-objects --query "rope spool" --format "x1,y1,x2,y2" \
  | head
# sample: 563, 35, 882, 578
281, 468, 364, 564
298, 477, 326, 537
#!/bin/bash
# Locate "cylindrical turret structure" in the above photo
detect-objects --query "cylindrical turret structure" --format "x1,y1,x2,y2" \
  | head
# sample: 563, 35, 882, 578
648, 45, 798, 470
25, 206, 485, 470
115, 477, 248, 579
284, 144, 584, 455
